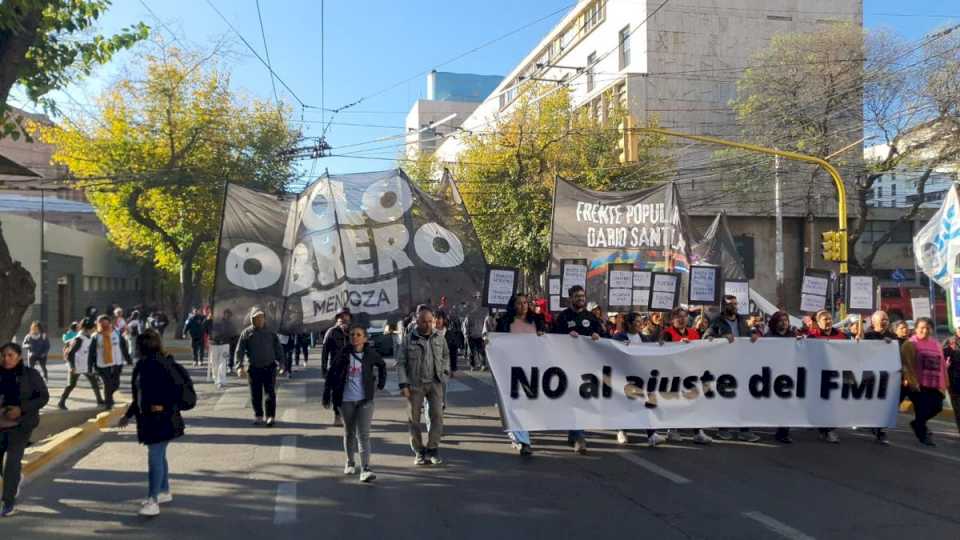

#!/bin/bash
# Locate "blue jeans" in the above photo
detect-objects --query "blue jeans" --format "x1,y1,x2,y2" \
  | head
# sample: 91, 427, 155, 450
147, 441, 170, 499
567, 430, 585, 442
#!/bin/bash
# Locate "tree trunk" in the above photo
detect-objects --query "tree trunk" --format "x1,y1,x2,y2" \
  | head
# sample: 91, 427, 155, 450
0, 219, 36, 341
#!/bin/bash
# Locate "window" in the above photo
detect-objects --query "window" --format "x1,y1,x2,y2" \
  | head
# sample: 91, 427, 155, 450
582, 1, 603, 34
618, 26, 631, 70
586, 52, 597, 92
877, 186, 883, 199
891, 184, 897, 197
766, 15, 793, 22
859, 221, 912, 244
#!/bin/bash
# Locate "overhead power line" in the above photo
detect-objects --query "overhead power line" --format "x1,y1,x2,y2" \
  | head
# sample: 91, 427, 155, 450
254, 0, 282, 116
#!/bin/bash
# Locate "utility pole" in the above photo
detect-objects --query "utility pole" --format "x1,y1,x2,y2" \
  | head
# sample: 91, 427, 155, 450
774, 154, 784, 307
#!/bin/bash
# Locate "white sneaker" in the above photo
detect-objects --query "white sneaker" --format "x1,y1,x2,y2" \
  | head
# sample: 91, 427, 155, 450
737, 431, 761, 443
647, 432, 668, 448
693, 430, 713, 445
139, 498, 160, 517
156, 492, 173, 504
716, 429, 734, 441
344, 464, 357, 475
666, 430, 684, 443
359, 469, 376, 483
573, 438, 588, 455
616, 430, 630, 445
821, 431, 840, 444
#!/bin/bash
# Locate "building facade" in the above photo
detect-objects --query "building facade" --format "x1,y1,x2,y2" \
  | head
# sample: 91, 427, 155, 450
0, 107, 146, 336
427, 0, 883, 310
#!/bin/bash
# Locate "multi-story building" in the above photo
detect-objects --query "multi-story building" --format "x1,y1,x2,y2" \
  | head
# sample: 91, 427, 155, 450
426, 0, 927, 309
864, 142, 959, 209
0, 107, 148, 336
405, 71, 502, 158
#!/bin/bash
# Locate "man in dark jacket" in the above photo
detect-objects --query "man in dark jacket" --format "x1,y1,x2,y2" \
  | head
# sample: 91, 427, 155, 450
550, 285, 605, 454
235, 308, 284, 427
322, 310, 351, 377
0, 342, 50, 517
705, 295, 752, 341
184, 308, 206, 367
705, 296, 760, 442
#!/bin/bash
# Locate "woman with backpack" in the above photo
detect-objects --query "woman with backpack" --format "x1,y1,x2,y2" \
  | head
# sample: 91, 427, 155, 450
118, 329, 194, 516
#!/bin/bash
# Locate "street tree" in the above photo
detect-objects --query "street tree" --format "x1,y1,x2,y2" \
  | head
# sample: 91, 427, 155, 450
727, 24, 960, 273
0, 0, 147, 340
43, 43, 299, 319
451, 85, 672, 283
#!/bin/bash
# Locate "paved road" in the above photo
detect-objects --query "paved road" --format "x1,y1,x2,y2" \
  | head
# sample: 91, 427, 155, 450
4, 351, 960, 539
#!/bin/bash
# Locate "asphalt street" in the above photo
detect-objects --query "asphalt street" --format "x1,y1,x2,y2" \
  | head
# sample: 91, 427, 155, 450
3, 349, 960, 540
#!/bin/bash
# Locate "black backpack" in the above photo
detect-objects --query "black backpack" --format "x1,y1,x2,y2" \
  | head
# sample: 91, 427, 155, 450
165, 357, 197, 411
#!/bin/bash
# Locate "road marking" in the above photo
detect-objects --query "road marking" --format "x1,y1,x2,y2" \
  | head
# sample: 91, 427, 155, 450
742, 511, 815, 540
282, 409, 298, 423
274, 482, 297, 525
280, 435, 297, 461
619, 452, 691, 484
214, 389, 248, 412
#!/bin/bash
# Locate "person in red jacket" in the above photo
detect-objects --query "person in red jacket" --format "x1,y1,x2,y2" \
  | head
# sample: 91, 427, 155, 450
807, 310, 848, 443
659, 308, 714, 445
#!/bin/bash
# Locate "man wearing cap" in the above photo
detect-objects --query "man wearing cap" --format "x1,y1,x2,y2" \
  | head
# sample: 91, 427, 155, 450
235, 308, 284, 427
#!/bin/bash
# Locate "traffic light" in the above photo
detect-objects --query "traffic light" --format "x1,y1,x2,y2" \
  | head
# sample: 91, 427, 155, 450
617, 116, 633, 163
821, 230, 844, 262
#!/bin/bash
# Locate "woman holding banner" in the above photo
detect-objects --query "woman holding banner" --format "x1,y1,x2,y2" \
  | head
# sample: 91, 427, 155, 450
614, 312, 666, 447
901, 317, 948, 446
807, 310, 848, 443
493, 293, 545, 456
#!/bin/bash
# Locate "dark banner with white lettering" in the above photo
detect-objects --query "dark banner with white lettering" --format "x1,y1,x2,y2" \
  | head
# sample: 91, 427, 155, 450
549, 178, 692, 311
212, 170, 486, 337
690, 211, 748, 280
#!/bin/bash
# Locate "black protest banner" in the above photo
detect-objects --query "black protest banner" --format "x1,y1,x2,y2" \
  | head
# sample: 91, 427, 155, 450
690, 211, 748, 280
212, 169, 486, 337
549, 178, 693, 311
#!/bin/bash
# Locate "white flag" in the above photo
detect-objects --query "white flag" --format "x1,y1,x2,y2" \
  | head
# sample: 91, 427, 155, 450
914, 185, 960, 289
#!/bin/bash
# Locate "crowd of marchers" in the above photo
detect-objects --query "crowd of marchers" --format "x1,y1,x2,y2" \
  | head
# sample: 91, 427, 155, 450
2, 289, 959, 520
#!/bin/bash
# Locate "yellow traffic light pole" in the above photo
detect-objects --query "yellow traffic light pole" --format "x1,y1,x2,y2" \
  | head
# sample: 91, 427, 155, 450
629, 127, 849, 308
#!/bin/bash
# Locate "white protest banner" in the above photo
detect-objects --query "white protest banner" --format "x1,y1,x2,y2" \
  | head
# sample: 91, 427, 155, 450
802, 271, 829, 296
800, 293, 826, 314
607, 263, 634, 308
561, 259, 587, 297
911, 294, 932, 319
550, 295, 562, 313
487, 334, 900, 431
648, 272, 680, 312
632, 289, 649, 309
484, 266, 518, 308
723, 280, 750, 316
846, 275, 877, 314
548, 276, 561, 296
633, 271, 652, 289
689, 265, 720, 305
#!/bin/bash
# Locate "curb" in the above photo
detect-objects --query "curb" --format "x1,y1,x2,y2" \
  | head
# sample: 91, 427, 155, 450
20, 404, 127, 481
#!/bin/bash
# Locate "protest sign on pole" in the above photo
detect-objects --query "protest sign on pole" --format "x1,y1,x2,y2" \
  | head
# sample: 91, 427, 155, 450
845, 275, 877, 315
607, 263, 634, 309
723, 279, 750, 315
911, 290, 932, 319
560, 258, 588, 298
801, 269, 831, 313
487, 334, 900, 431
483, 266, 519, 308
548, 276, 561, 296
633, 270, 651, 310
648, 272, 681, 312
688, 265, 721, 305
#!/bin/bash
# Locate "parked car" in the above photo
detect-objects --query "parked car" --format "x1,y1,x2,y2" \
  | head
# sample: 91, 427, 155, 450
878, 285, 947, 322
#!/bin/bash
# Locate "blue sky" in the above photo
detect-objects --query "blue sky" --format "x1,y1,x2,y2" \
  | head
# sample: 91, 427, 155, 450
14, 0, 960, 179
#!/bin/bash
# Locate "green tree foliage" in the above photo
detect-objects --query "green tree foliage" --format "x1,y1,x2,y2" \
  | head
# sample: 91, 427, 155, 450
0, 0, 146, 340
43, 43, 299, 314
451, 86, 673, 281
